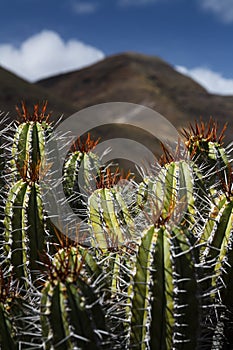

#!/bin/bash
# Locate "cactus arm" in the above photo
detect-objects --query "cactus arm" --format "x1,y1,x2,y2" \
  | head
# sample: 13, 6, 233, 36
12, 123, 31, 171
89, 189, 109, 248
104, 189, 127, 245
63, 151, 83, 198
32, 122, 47, 167
219, 231, 233, 346
78, 247, 103, 281
4, 179, 48, 282
114, 190, 134, 233
40, 282, 52, 349
171, 227, 199, 349
70, 278, 107, 348
82, 152, 100, 189
88, 188, 134, 249
110, 252, 121, 295
42, 280, 106, 350
12, 122, 51, 175
198, 199, 233, 346
201, 199, 233, 267
0, 303, 16, 350
162, 162, 177, 217
129, 225, 158, 349
211, 201, 233, 265
150, 227, 174, 350
179, 161, 195, 218
50, 282, 73, 350
27, 183, 48, 271
4, 180, 29, 279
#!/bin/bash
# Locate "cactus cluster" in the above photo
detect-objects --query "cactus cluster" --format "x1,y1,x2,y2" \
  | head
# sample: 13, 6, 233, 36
0, 103, 233, 349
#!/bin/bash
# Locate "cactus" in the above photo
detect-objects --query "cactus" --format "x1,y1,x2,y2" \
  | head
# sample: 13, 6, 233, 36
0, 114, 12, 238
182, 118, 231, 189
63, 133, 101, 217
0, 270, 17, 350
1, 102, 62, 287
1, 102, 233, 350
41, 246, 109, 350
125, 220, 203, 350
88, 168, 136, 249
3, 162, 50, 287
10, 102, 52, 182
197, 170, 233, 347
136, 160, 196, 227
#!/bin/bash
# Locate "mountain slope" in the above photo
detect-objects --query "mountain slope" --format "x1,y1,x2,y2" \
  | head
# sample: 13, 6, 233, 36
37, 52, 233, 142
0, 66, 76, 123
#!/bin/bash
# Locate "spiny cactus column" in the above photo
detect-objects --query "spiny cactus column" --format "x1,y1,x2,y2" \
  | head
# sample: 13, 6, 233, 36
10, 102, 52, 182
126, 223, 201, 350
0, 266, 43, 349
136, 159, 196, 227
3, 161, 51, 287
63, 133, 101, 217
2, 103, 60, 286
182, 118, 231, 190
0, 114, 12, 239
0, 269, 17, 350
0, 301, 17, 350
198, 174, 233, 347
41, 246, 109, 350
88, 168, 135, 249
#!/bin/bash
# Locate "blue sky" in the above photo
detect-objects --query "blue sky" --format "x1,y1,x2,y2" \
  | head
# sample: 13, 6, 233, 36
1, 0, 233, 94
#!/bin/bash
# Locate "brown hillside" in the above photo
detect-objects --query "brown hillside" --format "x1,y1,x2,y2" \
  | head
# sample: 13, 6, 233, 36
0, 66, 76, 124
37, 52, 233, 143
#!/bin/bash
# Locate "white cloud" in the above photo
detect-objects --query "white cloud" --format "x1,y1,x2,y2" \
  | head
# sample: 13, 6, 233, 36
201, 0, 233, 23
119, 0, 157, 7
0, 30, 105, 82
72, 1, 97, 14
176, 65, 233, 95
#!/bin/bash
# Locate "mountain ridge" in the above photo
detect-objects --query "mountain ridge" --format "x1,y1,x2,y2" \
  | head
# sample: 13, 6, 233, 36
0, 65, 76, 122
37, 52, 233, 142
1, 52, 233, 143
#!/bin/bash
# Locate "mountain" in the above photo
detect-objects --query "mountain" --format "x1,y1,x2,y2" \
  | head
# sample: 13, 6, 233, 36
0, 66, 76, 124
37, 52, 233, 143
1, 52, 233, 146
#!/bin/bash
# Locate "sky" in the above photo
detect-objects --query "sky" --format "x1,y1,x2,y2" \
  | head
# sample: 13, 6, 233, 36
0, 0, 233, 95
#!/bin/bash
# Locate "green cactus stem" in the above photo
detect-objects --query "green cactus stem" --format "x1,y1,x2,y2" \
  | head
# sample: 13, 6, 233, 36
63, 133, 101, 217
136, 160, 195, 227
88, 168, 135, 249
11, 102, 53, 182
3, 162, 50, 286
182, 118, 231, 189
41, 246, 108, 350
128, 224, 200, 350
198, 172, 233, 347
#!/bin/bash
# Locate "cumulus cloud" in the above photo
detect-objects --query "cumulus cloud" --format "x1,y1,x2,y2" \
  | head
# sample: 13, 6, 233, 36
72, 1, 97, 14
201, 0, 233, 23
0, 30, 105, 82
118, 0, 158, 7
176, 65, 233, 95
